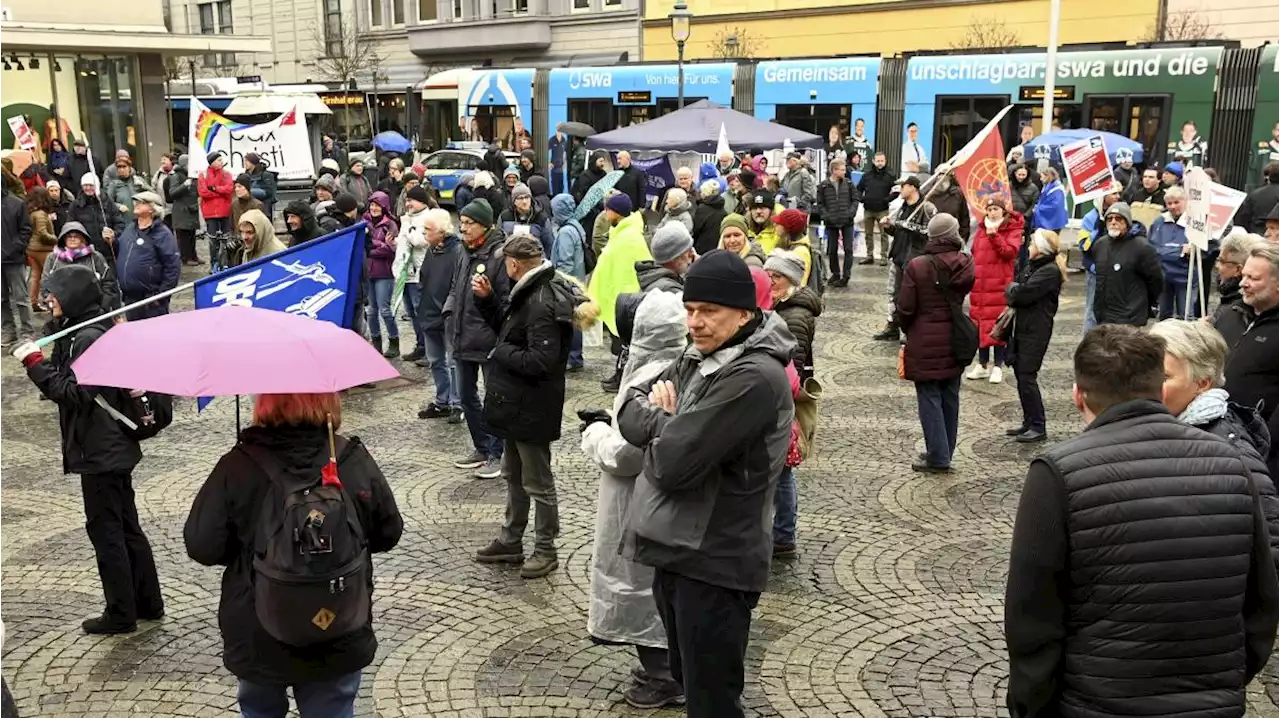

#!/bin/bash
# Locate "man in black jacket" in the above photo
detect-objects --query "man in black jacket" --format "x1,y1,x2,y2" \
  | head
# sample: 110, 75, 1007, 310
856, 151, 895, 265
816, 158, 858, 287
1234, 161, 1278, 236
2, 187, 33, 344
873, 176, 934, 341
472, 234, 589, 578
13, 266, 164, 634
613, 151, 649, 216
1214, 243, 1278, 425
448, 199, 510, 479
1090, 202, 1162, 327
618, 249, 795, 718
1005, 324, 1277, 718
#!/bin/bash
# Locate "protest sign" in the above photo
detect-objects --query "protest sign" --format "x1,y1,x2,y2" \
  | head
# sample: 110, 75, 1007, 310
1184, 166, 1212, 251
633, 155, 675, 204
187, 98, 315, 180
1061, 135, 1116, 203
1208, 183, 1247, 239
6, 116, 36, 151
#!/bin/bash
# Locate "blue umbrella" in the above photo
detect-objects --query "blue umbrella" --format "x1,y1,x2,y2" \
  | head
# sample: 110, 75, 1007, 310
1024, 129, 1144, 165
573, 170, 623, 222
373, 131, 412, 154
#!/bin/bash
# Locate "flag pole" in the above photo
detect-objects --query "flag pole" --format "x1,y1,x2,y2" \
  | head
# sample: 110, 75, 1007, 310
34, 278, 200, 350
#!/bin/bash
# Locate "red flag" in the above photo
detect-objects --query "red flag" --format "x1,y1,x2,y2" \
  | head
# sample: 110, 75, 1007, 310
281, 107, 297, 126
952, 125, 1012, 219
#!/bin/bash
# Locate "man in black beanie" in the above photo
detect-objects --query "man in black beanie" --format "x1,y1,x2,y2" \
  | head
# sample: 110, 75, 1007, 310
617, 249, 797, 717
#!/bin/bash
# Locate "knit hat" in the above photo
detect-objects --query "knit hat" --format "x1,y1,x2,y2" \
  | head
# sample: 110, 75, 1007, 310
405, 185, 431, 205
350, 157, 364, 169
460, 198, 495, 227
458, 172, 475, 187
773, 208, 808, 236
512, 182, 532, 200
927, 213, 961, 242
1163, 161, 1185, 179
749, 266, 773, 310
605, 193, 633, 215
402, 170, 419, 183
245, 152, 261, 166
520, 149, 537, 163
747, 190, 774, 209
764, 249, 806, 287
651, 222, 694, 264
320, 158, 341, 174
235, 173, 253, 190
333, 192, 359, 214
502, 165, 520, 181
314, 175, 337, 193
720, 213, 749, 237
683, 249, 757, 311
1104, 201, 1133, 225
206, 151, 224, 165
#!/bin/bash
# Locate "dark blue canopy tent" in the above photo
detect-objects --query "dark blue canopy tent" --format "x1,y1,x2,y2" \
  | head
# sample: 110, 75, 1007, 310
585, 99, 823, 153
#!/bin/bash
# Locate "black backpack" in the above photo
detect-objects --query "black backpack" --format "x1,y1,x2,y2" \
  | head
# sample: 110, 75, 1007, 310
928, 255, 979, 367
565, 221, 595, 274
241, 437, 371, 647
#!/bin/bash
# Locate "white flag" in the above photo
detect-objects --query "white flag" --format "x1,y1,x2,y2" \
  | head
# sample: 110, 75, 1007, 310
716, 122, 732, 158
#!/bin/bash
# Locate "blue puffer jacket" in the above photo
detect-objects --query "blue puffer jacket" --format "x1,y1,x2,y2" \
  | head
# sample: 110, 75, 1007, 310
550, 193, 586, 280
115, 219, 181, 298
1149, 211, 1196, 285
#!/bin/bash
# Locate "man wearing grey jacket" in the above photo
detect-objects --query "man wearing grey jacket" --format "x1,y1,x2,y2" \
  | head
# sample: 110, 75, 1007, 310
619, 249, 795, 718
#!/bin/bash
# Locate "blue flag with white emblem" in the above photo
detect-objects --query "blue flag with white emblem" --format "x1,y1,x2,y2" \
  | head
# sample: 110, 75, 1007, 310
193, 223, 367, 409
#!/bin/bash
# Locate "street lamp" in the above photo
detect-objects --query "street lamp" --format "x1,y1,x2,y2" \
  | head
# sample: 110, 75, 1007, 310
669, 0, 692, 110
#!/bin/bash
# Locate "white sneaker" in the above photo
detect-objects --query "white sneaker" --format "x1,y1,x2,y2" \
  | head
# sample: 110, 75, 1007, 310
965, 364, 989, 380
989, 366, 1004, 384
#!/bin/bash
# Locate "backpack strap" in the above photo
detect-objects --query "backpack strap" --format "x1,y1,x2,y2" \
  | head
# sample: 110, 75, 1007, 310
927, 255, 959, 308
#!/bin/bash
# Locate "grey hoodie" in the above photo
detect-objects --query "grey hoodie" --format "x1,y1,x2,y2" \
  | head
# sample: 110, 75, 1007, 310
619, 310, 796, 592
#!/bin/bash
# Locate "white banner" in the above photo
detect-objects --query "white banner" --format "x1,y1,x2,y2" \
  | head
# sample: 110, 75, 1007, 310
187, 98, 315, 180
1184, 166, 1211, 251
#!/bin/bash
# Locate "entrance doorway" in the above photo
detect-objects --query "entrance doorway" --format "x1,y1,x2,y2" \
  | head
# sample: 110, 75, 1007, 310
1085, 95, 1170, 167
775, 104, 850, 140
934, 95, 1012, 163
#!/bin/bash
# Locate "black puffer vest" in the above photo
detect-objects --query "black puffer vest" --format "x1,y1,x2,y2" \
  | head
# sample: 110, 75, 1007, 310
1039, 399, 1272, 717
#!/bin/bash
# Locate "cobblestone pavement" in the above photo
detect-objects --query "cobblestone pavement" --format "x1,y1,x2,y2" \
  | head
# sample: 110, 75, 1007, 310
2, 260, 1276, 717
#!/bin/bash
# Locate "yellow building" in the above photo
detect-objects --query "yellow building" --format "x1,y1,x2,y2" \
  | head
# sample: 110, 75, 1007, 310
641, 0, 1161, 61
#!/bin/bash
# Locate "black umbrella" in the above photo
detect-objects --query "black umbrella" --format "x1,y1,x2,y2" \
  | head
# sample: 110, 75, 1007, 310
557, 121, 596, 138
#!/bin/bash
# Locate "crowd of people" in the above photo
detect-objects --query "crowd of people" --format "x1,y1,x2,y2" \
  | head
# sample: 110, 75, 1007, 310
3, 120, 1279, 718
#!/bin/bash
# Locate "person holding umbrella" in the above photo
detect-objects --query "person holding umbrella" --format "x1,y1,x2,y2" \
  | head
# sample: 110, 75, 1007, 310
12, 265, 164, 634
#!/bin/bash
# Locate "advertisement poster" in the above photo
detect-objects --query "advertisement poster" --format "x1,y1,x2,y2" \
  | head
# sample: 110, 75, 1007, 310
187, 98, 315, 180
7, 116, 36, 151
1061, 136, 1116, 203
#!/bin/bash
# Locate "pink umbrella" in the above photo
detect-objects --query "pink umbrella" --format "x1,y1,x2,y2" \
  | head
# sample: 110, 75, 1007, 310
71, 305, 399, 396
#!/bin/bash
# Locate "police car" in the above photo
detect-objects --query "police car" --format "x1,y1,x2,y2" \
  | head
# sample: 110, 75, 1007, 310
422, 142, 520, 206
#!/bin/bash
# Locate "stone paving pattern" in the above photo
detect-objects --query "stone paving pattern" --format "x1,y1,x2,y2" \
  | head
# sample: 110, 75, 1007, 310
2, 260, 1276, 717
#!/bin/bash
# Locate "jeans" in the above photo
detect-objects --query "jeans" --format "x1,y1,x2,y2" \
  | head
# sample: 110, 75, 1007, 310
825, 224, 855, 280
365, 278, 398, 339
1159, 280, 1201, 319
1015, 369, 1046, 433
80, 471, 164, 623
772, 467, 797, 545
977, 345, 1006, 366
653, 568, 759, 718
863, 209, 889, 260
456, 359, 503, 459
914, 376, 961, 468
569, 328, 583, 368
1082, 271, 1097, 335
401, 283, 425, 348
1, 263, 33, 339
498, 440, 559, 554
422, 328, 458, 407
237, 670, 362, 718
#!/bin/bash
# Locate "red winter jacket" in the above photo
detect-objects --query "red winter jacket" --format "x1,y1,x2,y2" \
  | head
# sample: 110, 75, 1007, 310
969, 211, 1023, 348
896, 234, 975, 382
197, 165, 234, 219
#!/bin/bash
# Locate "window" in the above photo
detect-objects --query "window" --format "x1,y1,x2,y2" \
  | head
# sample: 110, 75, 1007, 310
572, 0, 589, 9
392, 0, 405, 23
604, 0, 620, 6
197, 3, 234, 69
324, 0, 344, 56
452, 0, 462, 18
511, 0, 527, 14
217, 0, 233, 32
198, 2, 214, 34
370, 0, 383, 26
418, 0, 436, 21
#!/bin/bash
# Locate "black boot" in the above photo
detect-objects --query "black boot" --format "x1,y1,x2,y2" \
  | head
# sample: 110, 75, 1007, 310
383, 337, 399, 359
601, 369, 621, 393
403, 344, 425, 361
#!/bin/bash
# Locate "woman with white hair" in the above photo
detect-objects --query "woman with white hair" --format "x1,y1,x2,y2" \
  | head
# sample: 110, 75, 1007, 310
656, 186, 693, 234
690, 179, 728, 254
1150, 318, 1271, 460
395, 187, 439, 362
470, 169, 506, 217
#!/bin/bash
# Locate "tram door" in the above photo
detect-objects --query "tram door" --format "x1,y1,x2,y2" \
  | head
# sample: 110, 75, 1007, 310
569, 99, 615, 133
775, 104, 849, 139
934, 96, 1013, 163
1085, 95, 1170, 166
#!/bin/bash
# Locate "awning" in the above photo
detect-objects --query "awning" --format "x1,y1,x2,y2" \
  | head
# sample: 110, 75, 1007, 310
2, 22, 271, 54
225, 93, 333, 116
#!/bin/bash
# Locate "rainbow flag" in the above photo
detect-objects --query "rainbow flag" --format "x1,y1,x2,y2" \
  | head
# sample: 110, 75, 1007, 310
192, 105, 299, 153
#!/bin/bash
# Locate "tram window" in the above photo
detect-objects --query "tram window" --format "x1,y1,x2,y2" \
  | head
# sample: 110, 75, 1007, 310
619, 106, 653, 126
935, 96, 1010, 164
1085, 95, 1168, 165
569, 98, 615, 133
657, 97, 706, 115
774, 104, 850, 139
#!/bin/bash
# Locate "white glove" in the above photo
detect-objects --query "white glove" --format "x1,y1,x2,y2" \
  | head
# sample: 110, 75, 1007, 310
12, 342, 41, 363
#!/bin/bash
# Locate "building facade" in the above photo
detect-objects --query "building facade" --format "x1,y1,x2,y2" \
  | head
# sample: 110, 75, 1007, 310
1, 0, 268, 170
640, 0, 1162, 61
1163, 0, 1277, 47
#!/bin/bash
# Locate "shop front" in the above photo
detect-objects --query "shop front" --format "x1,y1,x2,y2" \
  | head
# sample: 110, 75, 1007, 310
547, 63, 735, 140
904, 47, 1223, 170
